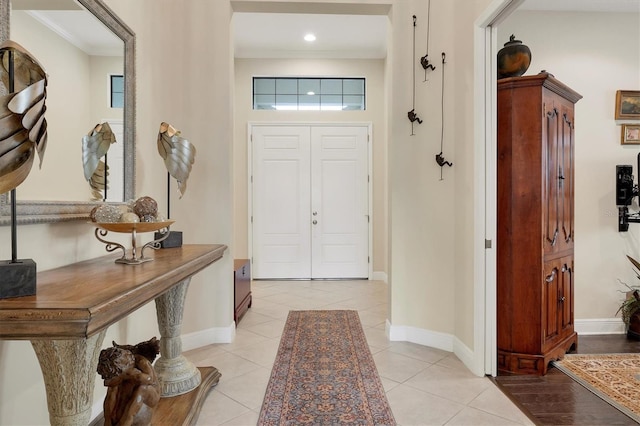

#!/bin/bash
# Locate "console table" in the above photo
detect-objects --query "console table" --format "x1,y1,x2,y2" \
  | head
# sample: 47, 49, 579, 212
0, 244, 227, 426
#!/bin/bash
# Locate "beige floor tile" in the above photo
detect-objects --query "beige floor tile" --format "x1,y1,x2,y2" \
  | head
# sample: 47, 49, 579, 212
385, 383, 464, 426
387, 341, 450, 364
446, 406, 527, 425
468, 384, 536, 425
379, 376, 402, 393
215, 367, 271, 411
227, 338, 280, 368
243, 319, 286, 339
364, 326, 394, 349
197, 390, 251, 426
372, 349, 431, 383
217, 328, 268, 352
200, 351, 262, 381
233, 310, 274, 328
404, 364, 492, 405
245, 300, 290, 321
217, 410, 260, 426
184, 344, 228, 366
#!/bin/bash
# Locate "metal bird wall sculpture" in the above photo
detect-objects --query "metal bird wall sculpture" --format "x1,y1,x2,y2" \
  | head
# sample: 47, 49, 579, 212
157, 122, 196, 199
82, 122, 116, 200
0, 41, 48, 194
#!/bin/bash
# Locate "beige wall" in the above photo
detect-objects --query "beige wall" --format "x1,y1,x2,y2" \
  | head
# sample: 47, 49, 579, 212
499, 11, 640, 322
89, 55, 123, 127
11, 11, 92, 201
233, 57, 388, 275
388, 0, 479, 337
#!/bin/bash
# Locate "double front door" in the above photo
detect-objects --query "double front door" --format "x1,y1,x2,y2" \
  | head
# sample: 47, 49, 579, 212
251, 124, 370, 279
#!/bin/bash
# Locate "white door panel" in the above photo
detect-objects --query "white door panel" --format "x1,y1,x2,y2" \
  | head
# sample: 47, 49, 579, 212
252, 125, 368, 279
252, 126, 311, 279
311, 126, 368, 278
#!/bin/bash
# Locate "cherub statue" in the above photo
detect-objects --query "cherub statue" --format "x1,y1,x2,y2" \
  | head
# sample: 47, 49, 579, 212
97, 337, 161, 426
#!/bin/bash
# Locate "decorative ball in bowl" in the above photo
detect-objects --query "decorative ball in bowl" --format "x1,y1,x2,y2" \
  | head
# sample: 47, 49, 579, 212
90, 196, 174, 264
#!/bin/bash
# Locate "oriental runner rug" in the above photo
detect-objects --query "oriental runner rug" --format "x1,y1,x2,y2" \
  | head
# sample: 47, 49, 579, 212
553, 353, 640, 423
258, 310, 396, 425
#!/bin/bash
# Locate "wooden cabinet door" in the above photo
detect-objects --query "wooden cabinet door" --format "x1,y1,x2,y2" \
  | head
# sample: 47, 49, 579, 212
558, 103, 575, 251
543, 100, 561, 254
542, 255, 574, 351
542, 259, 561, 348
543, 94, 575, 256
558, 256, 574, 334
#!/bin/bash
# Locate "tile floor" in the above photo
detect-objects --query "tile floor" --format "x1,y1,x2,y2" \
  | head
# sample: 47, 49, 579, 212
185, 279, 534, 426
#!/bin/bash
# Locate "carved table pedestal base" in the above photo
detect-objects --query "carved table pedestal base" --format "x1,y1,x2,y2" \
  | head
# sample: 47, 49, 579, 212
155, 277, 204, 397
31, 331, 107, 426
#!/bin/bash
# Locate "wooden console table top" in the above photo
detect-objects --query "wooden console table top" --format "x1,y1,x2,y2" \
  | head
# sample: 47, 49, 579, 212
0, 244, 227, 340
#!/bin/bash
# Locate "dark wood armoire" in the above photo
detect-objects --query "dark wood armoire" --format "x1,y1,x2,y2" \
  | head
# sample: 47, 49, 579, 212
497, 71, 582, 375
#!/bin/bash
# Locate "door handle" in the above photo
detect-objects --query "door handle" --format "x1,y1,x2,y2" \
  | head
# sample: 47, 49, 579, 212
313, 211, 318, 216
312, 220, 318, 225
545, 269, 556, 283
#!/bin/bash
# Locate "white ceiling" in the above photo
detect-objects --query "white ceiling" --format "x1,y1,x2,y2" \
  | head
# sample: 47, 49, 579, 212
520, 0, 640, 13
233, 0, 639, 59
26, 9, 123, 56
12, 0, 122, 56
12, 0, 640, 59
233, 13, 388, 59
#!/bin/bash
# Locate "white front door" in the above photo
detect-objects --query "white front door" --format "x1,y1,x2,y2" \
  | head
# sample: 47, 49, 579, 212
252, 124, 369, 279
252, 125, 312, 279
311, 126, 369, 278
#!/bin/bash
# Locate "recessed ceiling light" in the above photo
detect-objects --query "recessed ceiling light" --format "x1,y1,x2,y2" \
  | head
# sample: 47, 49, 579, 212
307, 91, 315, 96
304, 33, 316, 42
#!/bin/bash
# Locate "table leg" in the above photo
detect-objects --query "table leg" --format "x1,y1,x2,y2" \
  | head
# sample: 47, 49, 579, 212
30, 330, 107, 426
154, 277, 202, 397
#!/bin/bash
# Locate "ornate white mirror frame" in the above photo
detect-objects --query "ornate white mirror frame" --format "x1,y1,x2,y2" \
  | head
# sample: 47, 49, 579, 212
0, 0, 135, 225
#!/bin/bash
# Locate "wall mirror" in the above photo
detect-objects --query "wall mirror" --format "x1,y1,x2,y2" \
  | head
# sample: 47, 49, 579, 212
0, 0, 135, 225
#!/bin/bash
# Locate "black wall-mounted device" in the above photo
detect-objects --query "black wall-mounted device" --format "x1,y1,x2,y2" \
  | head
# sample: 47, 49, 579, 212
616, 154, 640, 232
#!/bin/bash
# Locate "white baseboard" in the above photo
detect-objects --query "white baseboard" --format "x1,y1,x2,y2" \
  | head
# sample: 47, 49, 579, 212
387, 321, 454, 352
386, 321, 483, 376
575, 318, 626, 335
453, 337, 483, 377
181, 322, 236, 351
372, 271, 388, 282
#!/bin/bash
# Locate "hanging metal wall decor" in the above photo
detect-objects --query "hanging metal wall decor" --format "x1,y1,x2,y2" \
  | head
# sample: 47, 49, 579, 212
435, 52, 452, 180
420, 0, 436, 80
407, 15, 423, 135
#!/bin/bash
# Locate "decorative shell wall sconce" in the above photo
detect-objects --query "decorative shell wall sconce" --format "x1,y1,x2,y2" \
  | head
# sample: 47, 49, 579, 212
82, 122, 116, 201
157, 122, 196, 199
155, 122, 196, 249
0, 41, 48, 194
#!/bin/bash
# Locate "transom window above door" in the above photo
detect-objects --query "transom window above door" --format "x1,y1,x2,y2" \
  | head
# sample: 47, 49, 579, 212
253, 77, 365, 111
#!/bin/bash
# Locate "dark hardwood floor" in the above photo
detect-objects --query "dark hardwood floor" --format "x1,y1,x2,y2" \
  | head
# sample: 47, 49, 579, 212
492, 335, 640, 425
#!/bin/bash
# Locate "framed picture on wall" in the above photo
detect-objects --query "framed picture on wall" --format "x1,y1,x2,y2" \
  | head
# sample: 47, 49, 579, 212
622, 124, 640, 145
615, 90, 640, 120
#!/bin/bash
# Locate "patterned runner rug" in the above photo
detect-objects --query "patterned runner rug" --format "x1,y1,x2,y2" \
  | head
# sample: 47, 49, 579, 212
258, 310, 396, 425
553, 353, 640, 422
